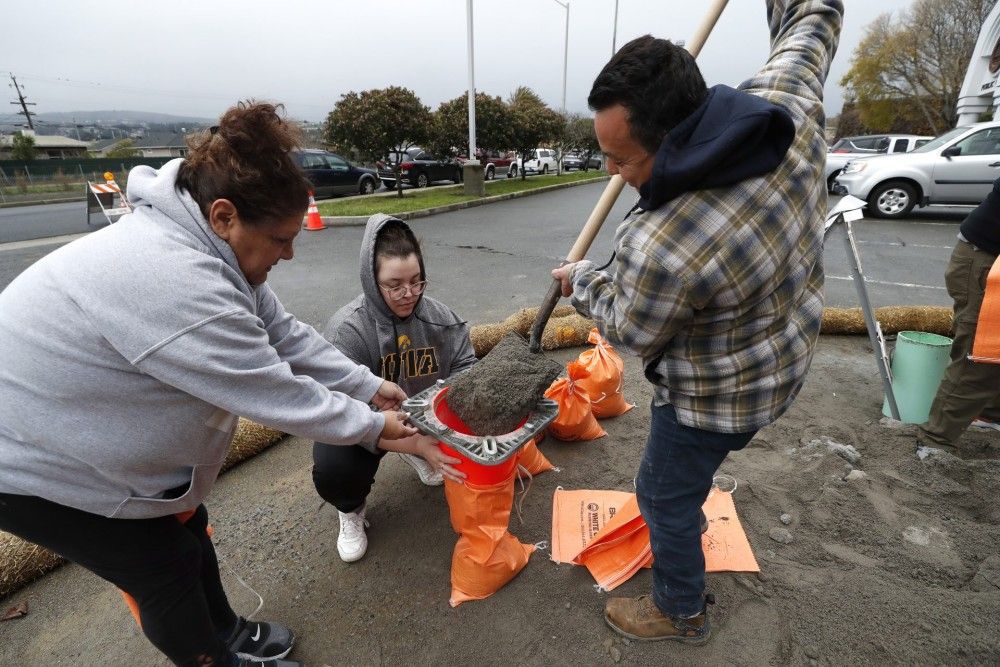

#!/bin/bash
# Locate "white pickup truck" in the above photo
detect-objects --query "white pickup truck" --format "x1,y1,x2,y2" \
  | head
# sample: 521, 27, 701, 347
511, 148, 558, 176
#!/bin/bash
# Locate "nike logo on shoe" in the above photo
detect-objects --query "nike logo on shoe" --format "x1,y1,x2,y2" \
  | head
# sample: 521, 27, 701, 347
251, 625, 262, 642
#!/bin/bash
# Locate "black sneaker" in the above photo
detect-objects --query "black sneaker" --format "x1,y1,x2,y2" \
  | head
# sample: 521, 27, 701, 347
225, 617, 295, 661
234, 658, 302, 667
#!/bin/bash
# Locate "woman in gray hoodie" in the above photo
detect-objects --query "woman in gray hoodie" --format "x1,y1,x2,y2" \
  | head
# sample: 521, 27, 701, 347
0, 102, 415, 667
313, 215, 477, 563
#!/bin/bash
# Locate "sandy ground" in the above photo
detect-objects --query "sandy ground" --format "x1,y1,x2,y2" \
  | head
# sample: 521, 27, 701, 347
2, 335, 999, 666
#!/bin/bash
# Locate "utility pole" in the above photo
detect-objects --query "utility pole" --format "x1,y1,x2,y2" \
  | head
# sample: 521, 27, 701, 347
9, 74, 36, 130
552, 0, 569, 176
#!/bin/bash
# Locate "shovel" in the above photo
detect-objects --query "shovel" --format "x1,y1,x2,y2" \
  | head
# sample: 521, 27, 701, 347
528, 0, 730, 353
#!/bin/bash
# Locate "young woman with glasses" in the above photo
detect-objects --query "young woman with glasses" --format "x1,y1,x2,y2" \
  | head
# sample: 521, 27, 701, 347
311, 214, 478, 563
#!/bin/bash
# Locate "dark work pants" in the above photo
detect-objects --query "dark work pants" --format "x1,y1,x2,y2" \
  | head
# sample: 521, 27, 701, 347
312, 442, 386, 513
0, 493, 237, 667
636, 403, 756, 617
919, 240, 1000, 449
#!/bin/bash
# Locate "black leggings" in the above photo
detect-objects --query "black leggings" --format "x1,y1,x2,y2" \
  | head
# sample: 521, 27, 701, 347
0, 493, 237, 666
312, 442, 385, 513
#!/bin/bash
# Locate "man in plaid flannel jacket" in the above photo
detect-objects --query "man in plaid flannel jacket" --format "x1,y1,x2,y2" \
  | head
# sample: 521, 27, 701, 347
553, 0, 842, 643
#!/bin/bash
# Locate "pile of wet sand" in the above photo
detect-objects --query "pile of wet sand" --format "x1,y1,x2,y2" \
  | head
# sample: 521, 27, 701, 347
446, 332, 562, 436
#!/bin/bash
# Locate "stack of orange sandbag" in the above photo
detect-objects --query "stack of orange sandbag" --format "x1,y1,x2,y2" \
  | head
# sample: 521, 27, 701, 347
544, 360, 606, 440
576, 328, 634, 418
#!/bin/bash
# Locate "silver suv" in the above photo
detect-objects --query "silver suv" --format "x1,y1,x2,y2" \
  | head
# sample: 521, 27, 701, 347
824, 134, 931, 192
833, 121, 1000, 218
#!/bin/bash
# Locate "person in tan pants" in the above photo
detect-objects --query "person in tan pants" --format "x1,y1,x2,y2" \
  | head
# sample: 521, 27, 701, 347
918, 178, 1000, 454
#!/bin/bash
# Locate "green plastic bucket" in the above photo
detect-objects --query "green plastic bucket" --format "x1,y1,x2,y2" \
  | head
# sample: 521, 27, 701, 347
882, 331, 953, 424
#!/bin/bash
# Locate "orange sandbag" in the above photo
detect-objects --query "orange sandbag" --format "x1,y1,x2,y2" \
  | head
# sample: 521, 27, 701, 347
444, 474, 535, 607
550, 488, 634, 563
576, 328, 634, 418
544, 361, 606, 441
573, 495, 651, 591
971, 255, 1000, 362
551, 487, 759, 591
517, 438, 553, 477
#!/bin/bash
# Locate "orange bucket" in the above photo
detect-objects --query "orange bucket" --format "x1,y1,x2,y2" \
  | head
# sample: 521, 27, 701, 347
434, 388, 522, 485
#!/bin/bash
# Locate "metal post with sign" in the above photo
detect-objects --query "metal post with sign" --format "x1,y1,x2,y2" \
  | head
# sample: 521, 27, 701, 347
824, 195, 901, 420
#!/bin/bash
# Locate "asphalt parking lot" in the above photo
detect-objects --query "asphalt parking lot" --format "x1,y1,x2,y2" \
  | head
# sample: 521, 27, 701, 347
0, 188, 971, 323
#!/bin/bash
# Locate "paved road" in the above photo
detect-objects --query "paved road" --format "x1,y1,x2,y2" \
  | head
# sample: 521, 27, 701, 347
0, 184, 968, 329
0, 201, 97, 244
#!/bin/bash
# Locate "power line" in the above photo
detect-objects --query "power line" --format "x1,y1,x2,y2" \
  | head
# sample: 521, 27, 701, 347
8, 73, 36, 130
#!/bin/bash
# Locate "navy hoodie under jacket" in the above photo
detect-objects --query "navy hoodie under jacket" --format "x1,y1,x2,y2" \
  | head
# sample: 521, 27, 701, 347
638, 84, 796, 212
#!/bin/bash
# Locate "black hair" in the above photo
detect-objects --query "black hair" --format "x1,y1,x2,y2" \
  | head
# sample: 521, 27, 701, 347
588, 35, 708, 154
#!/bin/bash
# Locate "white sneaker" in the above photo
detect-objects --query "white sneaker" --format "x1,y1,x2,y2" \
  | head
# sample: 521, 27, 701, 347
399, 452, 444, 486
971, 418, 1000, 432
337, 504, 369, 563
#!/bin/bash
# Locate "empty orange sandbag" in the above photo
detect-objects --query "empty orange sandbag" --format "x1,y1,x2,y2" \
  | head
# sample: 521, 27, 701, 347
444, 474, 535, 607
544, 361, 606, 441
572, 495, 651, 591
551, 487, 759, 591
550, 488, 634, 563
971, 255, 1000, 363
577, 328, 634, 418
517, 438, 553, 477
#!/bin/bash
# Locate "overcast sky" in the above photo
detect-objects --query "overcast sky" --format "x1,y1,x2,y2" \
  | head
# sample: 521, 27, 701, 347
3, 0, 915, 124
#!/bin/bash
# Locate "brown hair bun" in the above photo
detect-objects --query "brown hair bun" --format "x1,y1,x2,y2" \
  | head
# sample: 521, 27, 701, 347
177, 100, 311, 226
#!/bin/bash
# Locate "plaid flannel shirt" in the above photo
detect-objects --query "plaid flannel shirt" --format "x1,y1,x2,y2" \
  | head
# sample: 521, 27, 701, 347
571, 0, 843, 433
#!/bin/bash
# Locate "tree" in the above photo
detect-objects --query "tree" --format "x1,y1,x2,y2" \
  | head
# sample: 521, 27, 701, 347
324, 87, 432, 197
10, 132, 36, 161
105, 139, 140, 158
564, 114, 602, 171
507, 87, 563, 180
431, 92, 510, 158
840, 0, 996, 135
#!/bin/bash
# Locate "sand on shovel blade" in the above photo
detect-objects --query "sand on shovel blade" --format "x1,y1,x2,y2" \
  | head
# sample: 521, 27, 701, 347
446, 332, 563, 436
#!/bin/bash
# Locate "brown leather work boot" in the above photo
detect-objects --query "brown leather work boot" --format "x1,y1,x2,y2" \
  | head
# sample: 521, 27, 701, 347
604, 594, 711, 644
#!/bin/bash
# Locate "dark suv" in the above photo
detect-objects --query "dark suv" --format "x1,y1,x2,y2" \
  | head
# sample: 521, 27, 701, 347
377, 148, 462, 188
293, 149, 380, 199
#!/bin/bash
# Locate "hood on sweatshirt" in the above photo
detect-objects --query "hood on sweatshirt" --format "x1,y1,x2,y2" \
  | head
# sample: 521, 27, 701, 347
638, 85, 795, 211
127, 158, 249, 290
360, 213, 432, 324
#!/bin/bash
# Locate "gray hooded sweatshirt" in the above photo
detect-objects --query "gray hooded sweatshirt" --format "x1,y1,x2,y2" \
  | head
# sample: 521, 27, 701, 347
322, 214, 477, 451
0, 159, 385, 519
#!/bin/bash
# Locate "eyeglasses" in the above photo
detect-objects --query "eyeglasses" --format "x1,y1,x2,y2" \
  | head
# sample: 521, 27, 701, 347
378, 280, 428, 301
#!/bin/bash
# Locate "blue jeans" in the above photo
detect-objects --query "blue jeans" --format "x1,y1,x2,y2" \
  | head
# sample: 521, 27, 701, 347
636, 403, 757, 617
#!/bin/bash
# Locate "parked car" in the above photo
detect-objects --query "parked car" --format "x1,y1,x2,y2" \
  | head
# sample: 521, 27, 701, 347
561, 152, 585, 171
825, 134, 932, 192
378, 148, 463, 188
293, 149, 380, 198
512, 148, 558, 176
833, 121, 1000, 219
456, 149, 519, 180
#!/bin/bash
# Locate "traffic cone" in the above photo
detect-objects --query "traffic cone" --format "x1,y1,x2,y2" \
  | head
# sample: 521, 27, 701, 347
304, 192, 324, 231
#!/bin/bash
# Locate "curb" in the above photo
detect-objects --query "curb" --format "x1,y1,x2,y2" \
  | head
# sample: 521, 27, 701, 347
319, 175, 611, 227
0, 196, 85, 209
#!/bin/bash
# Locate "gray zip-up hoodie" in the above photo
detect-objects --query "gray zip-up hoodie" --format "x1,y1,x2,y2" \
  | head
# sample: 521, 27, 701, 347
323, 214, 477, 451
0, 159, 385, 518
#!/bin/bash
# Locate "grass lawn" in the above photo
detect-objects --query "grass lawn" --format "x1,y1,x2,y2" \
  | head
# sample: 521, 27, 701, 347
315, 170, 607, 217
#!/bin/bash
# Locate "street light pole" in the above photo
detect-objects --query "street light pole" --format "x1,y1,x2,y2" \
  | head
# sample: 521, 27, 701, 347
466, 0, 477, 161
611, 0, 619, 56
552, 0, 569, 175
464, 0, 485, 194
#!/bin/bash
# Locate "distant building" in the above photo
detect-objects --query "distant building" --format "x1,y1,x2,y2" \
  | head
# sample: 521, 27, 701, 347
0, 129, 89, 159
91, 131, 190, 158
957, 3, 1000, 125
